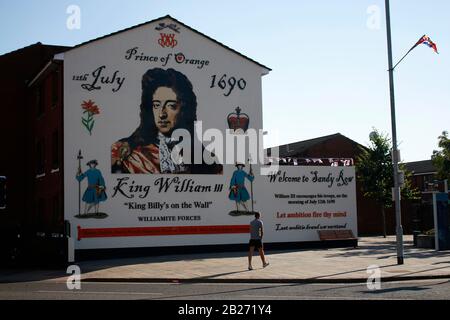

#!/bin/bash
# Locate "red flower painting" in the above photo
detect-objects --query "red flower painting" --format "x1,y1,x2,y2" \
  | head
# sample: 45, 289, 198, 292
81, 100, 100, 135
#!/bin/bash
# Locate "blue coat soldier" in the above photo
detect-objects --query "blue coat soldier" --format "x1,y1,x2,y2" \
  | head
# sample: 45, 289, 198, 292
229, 163, 254, 212
76, 160, 107, 214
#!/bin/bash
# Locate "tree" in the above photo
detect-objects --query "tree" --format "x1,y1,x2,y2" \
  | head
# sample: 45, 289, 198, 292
356, 129, 420, 237
431, 131, 450, 181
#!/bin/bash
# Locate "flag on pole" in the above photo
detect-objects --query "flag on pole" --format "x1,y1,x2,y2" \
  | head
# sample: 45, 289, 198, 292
414, 35, 439, 54
392, 34, 439, 70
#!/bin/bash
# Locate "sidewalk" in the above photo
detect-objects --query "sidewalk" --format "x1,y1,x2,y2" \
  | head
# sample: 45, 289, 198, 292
1, 236, 450, 283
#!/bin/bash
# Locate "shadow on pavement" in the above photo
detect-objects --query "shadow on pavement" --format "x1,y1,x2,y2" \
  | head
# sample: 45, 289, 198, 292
192, 269, 253, 280
0, 249, 298, 284
324, 239, 450, 260
2, 237, 450, 284
362, 286, 429, 294
0, 269, 68, 283
432, 261, 450, 265
76, 248, 316, 274
387, 266, 450, 278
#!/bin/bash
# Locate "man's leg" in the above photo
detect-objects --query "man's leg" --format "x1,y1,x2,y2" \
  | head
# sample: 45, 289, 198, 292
248, 246, 255, 269
259, 246, 269, 267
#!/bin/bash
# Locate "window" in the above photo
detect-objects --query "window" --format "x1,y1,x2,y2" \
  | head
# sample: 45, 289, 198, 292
0, 176, 6, 209
52, 130, 59, 169
36, 139, 45, 175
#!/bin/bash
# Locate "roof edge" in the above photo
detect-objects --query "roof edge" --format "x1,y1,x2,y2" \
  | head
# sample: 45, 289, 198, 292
67, 15, 271, 72
268, 133, 345, 150
28, 59, 62, 87
0, 43, 71, 58
167, 15, 271, 72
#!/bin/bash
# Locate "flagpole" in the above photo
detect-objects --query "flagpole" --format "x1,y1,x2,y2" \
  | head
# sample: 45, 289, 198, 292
391, 47, 414, 71
391, 34, 426, 71
385, 0, 404, 265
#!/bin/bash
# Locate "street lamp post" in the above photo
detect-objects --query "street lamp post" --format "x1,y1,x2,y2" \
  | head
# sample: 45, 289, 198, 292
384, 0, 404, 265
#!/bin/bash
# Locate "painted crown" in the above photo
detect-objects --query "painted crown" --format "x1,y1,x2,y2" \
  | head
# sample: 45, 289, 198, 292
227, 107, 249, 133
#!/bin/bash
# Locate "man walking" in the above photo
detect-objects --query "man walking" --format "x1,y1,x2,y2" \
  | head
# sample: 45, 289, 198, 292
248, 212, 269, 270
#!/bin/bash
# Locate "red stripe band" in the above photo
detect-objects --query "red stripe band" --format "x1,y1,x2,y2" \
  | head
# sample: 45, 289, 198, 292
77, 225, 250, 240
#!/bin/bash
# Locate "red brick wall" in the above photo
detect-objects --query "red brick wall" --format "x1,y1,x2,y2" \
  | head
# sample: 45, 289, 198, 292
0, 44, 67, 234
31, 66, 64, 233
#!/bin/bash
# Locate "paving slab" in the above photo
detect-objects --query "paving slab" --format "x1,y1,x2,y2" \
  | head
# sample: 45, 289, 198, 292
78, 236, 450, 283
1, 236, 449, 284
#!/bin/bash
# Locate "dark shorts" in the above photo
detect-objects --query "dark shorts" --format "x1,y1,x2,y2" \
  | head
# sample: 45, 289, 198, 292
249, 239, 263, 249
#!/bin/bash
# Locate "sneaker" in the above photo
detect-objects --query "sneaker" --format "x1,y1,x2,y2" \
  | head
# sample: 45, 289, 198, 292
248, 266, 253, 270
263, 262, 270, 268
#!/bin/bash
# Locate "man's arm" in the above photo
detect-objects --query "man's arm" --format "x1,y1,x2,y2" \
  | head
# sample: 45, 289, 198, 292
260, 221, 264, 239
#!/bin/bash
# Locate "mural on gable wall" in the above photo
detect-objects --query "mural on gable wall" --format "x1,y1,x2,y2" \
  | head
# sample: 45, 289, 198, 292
64, 17, 357, 250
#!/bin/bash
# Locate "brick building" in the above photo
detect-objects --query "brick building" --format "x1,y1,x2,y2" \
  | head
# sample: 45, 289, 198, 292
405, 160, 447, 193
0, 43, 69, 264
404, 160, 448, 234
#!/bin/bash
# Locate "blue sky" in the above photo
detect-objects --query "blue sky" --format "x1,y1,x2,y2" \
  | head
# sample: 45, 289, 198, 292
1, 0, 448, 162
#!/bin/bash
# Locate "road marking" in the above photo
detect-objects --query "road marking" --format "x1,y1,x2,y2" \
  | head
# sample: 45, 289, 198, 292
37, 290, 162, 295
192, 283, 289, 286
239, 294, 413, 300
81, 281, 178, 285
192, 282, 368, 286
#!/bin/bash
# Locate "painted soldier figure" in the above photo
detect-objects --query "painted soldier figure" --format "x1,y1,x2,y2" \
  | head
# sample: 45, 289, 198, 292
229, 163, 254, 213
76, 160, 107, 215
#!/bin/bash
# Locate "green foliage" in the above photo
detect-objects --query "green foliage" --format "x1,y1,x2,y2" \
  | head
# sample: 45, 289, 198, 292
399, 163, 421, 200
356, 129, 393, 208
356, 129, 420, 209
431, 131, 450, 181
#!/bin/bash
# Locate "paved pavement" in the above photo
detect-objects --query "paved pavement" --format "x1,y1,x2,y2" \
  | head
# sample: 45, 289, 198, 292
1, 236, 450, 284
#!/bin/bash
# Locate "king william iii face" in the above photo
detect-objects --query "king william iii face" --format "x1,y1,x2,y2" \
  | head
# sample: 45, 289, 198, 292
152, 86, 181, 135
